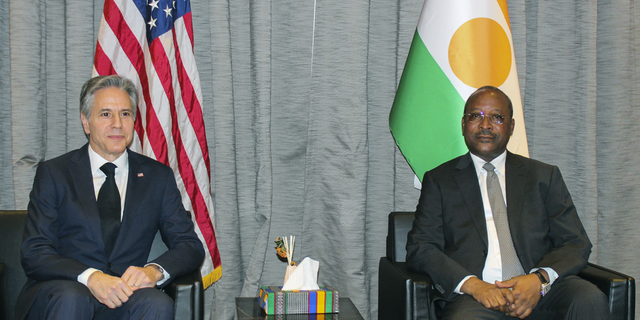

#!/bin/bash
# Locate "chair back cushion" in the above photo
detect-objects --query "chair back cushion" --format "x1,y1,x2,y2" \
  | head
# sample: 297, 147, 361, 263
0, 210, 28, 320
386, 212, 415, 263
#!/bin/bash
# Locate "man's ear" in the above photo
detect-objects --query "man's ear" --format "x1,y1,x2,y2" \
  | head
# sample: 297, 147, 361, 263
81, 114, 90, 135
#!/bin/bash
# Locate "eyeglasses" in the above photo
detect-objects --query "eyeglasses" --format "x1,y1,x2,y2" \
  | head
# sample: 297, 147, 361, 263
464, 112, 507, 125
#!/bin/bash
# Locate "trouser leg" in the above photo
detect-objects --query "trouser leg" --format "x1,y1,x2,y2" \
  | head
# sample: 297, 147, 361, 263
440, 294, 511, 320
24, 280, 174, 320
94, 287, 174, 320
529, 275, 612, 320
24, 280, 96, 320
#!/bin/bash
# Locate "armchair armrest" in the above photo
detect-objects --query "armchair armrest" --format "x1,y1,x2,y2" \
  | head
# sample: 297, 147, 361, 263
379, 257, 441, 320
578, 262, 635, 320
164, 268, 204, 320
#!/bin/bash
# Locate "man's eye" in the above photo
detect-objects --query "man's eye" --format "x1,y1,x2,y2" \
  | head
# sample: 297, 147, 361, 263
470, 113, 482, 120
100, 112, 110, 117
491, 114, 504, 121
121, 112, 131, 117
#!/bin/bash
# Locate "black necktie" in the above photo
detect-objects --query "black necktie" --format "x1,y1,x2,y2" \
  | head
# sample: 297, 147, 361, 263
98, 163, 121, 257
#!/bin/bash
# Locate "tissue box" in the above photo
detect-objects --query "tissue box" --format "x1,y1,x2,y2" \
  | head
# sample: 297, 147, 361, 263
259, 286, 339, 315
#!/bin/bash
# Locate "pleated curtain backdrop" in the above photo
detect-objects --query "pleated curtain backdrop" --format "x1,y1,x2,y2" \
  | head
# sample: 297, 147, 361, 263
1, 1, 639, 319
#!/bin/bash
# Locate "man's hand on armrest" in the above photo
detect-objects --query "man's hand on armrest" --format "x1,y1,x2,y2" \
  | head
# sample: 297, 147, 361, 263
87, 271, 134, 309
461, 277, 515, 313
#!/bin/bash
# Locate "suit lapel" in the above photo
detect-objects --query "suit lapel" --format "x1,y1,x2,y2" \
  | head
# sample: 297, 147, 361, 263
120, 150, 146, 231
505, 152, 526, 253
107, 150, 148, 258
69, 144, 104, 247
454, 153, 489, 247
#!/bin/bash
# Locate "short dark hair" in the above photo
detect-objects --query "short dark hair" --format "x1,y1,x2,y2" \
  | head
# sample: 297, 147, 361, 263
79, 75, 139, 120
464, 85, 513, 118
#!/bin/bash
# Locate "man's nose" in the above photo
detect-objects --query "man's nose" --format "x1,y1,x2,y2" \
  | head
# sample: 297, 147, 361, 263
479, 115, 493, 128
112, 114, 123, 128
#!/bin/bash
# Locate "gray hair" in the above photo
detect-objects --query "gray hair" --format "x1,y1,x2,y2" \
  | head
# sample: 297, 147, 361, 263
79, 75, 139, 120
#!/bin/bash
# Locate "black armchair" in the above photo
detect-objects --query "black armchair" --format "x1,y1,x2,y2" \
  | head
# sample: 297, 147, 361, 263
0, 210, 204, 320
378, 212, 636, 320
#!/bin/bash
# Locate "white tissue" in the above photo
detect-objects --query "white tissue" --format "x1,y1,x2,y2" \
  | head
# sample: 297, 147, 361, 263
282, 257, 320, 291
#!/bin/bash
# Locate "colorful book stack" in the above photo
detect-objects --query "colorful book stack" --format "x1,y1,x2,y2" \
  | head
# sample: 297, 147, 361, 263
260, 286, 339, 315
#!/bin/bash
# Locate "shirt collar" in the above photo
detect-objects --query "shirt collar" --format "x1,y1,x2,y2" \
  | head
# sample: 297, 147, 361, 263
88, 145, 129, 176
470, 151, 507, 175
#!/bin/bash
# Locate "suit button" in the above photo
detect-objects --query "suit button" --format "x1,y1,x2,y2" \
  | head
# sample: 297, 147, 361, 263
482, 250, 487, 256
107, 262, 112, 268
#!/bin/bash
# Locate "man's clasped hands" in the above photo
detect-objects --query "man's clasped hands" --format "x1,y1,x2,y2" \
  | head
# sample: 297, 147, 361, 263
461, 271, 548, 319
86, 265, 164, 309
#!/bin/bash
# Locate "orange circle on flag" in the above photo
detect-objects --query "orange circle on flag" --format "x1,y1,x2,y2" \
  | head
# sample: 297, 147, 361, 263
448, 18, 512, 88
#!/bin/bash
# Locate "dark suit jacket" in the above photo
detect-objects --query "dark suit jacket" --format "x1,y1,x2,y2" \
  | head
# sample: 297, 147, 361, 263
15, 144, 205, 319
406, 152, 592, 301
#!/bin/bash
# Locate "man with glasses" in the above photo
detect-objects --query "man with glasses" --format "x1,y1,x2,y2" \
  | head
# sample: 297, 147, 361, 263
406, 86, 611, 319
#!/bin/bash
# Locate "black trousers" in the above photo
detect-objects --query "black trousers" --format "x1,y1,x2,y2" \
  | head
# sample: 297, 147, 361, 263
23, 280, 174, 320
440, 276, 612, 320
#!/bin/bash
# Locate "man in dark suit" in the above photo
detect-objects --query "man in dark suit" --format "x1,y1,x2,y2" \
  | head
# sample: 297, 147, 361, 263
406, 86, 611, 319
15, 75, 205, 320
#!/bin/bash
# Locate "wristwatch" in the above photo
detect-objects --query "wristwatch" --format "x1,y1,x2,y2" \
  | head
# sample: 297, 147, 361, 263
532, 270, 551, 296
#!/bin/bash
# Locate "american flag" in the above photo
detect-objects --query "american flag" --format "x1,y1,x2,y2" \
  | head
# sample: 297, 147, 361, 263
93, 0, 221, 287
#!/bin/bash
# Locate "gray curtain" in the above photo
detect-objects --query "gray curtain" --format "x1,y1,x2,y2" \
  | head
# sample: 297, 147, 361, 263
1, 1, 639, 319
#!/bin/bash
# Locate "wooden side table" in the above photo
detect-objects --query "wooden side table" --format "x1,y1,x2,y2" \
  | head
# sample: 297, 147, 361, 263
236, 297, 364, 320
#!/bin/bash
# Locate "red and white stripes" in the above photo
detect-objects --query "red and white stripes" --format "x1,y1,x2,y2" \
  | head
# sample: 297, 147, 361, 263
93, 0, 221, 287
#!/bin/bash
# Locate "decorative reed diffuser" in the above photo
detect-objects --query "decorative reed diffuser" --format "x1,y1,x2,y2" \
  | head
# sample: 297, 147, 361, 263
275, 235, 296, 284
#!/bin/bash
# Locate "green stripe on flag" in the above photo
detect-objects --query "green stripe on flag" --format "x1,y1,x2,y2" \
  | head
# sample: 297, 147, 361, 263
390, 31, 468, 181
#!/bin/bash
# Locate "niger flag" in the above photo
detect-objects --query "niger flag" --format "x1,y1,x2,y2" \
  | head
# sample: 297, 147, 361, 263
390, 0, 528, 181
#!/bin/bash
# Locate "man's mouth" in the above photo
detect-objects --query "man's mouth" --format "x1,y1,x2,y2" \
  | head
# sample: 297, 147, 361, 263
108, 135, 125, 140
476, 130, 495, 140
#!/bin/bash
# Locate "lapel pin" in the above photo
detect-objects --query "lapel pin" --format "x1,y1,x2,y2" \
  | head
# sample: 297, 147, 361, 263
137, 173, 144, 177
